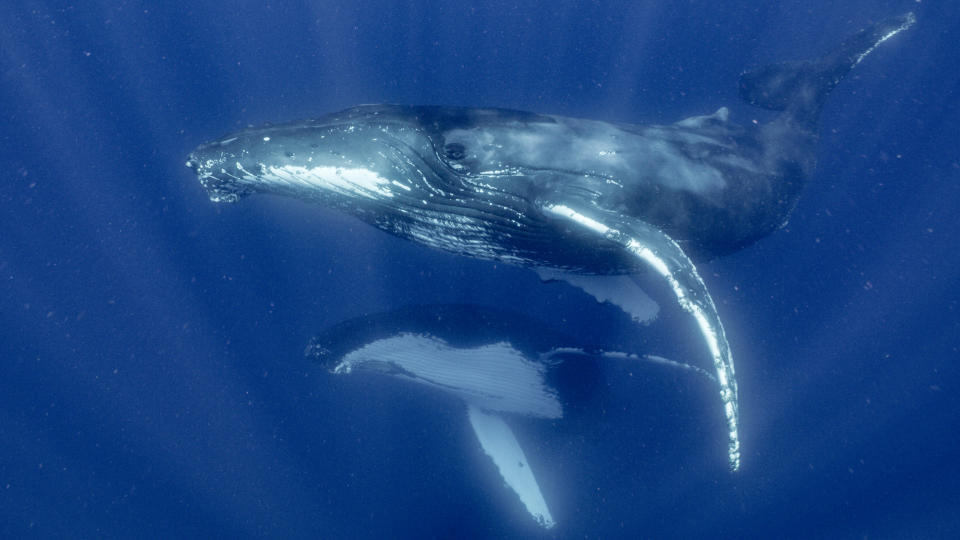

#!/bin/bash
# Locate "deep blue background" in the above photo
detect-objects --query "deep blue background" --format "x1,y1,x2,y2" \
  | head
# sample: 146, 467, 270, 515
2, 1, 958, 538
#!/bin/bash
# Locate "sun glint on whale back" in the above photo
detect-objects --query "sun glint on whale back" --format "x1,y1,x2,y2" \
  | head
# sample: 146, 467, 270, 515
186, 13, 914, 471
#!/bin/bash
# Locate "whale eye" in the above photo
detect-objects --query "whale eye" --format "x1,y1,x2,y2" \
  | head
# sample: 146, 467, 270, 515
443, 142, 466, 160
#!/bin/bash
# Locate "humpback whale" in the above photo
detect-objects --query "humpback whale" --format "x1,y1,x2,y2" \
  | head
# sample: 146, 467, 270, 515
187, 13, 915, 471
306, 304, 714, 528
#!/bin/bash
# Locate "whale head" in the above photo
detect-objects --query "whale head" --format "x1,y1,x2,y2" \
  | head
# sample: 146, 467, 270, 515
186, 105, 591, 267
186, 105, 564, 205
185, 105, 455, 207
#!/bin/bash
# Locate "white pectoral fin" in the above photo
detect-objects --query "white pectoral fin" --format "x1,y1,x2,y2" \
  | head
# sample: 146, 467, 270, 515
543, 203, 741, 470
467, 404, 556, 529
535, 267, 659, 324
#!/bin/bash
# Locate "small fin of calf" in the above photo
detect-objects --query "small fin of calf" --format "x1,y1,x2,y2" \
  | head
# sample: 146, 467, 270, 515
467, 405, 556, 529
738, 12, 915, 123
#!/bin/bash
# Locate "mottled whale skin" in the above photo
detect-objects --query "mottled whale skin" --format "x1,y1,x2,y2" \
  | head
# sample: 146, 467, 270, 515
187, 13, 915, 470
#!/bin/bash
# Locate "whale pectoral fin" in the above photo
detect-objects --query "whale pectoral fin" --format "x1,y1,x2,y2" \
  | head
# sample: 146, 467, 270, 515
542, 203, 741, 470
467, 404, 555, 529
535, 267, 660, 324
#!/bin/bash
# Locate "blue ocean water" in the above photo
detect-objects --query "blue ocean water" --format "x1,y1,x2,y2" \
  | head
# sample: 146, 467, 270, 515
1, 1, 958, 538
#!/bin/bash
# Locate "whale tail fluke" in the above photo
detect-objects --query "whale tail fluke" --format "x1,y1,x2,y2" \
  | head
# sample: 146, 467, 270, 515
738, 12, 915, 125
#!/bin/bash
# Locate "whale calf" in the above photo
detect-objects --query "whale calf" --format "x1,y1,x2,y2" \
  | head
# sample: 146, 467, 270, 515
187, 13, 916, 470
307, 304, 714, 528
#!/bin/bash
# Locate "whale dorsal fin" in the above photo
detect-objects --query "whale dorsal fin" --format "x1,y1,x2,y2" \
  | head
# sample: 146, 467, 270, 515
674, 107, 730, 129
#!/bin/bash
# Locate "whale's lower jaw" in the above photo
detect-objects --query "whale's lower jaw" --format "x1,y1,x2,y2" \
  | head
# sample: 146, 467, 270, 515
366, 201, 641, 274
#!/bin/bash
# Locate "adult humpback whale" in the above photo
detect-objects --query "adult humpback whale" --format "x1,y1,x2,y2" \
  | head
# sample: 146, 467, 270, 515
186, 13, 915, 470
306, 304, 715, 528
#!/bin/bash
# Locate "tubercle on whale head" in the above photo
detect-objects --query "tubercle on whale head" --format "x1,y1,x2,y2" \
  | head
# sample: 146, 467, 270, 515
185, 150, 255, 203
185, 130, 271, 203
